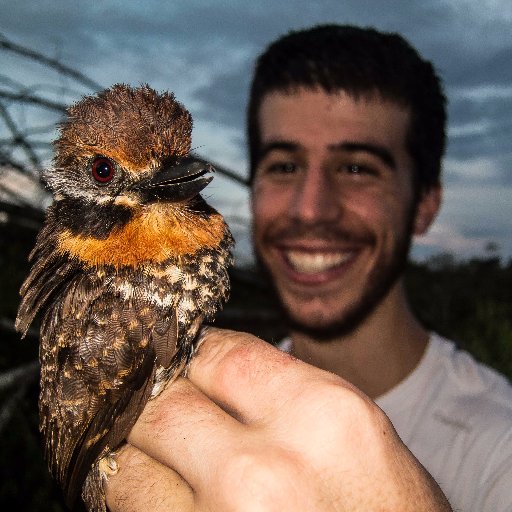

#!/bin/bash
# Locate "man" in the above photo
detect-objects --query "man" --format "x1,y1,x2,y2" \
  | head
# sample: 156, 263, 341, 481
106, 25, 511, 511
248, 25, 512, 511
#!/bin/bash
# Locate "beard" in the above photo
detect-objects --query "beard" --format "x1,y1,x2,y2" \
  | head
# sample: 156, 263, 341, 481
254, 207, 416, 342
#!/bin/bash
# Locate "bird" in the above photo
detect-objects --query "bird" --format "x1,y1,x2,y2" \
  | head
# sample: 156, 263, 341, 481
15, 84, 234, 511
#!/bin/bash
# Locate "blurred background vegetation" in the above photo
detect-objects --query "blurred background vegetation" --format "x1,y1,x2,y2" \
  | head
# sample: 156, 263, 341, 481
1, 34, 510, 511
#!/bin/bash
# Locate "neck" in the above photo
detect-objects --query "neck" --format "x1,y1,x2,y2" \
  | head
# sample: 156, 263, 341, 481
288, 280, 429, 399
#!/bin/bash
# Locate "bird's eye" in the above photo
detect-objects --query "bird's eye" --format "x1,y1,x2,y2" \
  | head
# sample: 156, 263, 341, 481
91, 157, 115, 184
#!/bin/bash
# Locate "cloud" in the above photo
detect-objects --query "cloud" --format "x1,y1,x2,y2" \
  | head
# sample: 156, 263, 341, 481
415, 183, 512, 259
444, 157, 501, 182
443, 154, 512, 187
414, 222, 492, 256
192, 66, 251, 129
1, 0, 511, 260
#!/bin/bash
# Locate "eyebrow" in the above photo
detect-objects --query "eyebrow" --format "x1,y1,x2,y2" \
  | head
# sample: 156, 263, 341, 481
257, 140, 397, 170
328, 142, 397, 170
257, 141, 299, 162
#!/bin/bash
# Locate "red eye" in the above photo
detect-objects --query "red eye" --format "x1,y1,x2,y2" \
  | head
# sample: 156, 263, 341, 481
91, 157, 115, 183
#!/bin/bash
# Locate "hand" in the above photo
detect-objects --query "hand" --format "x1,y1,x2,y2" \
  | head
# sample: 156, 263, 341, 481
106, 328, 451, 511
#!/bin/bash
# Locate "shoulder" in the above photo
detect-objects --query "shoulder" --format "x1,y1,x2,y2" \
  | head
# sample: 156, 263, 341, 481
431, 333, 512, 419
430, 333, 512, 452
402, 335, 512, 510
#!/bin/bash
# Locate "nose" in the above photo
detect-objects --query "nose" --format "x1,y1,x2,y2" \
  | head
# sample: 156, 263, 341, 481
289, 167, 341, 224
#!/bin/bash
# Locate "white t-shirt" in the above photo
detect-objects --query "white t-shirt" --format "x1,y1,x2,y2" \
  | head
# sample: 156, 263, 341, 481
278, 333, 512, 512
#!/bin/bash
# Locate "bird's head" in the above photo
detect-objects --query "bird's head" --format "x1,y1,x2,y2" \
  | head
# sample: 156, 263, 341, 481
48, 83, 210, 207
44, 85, 231, 268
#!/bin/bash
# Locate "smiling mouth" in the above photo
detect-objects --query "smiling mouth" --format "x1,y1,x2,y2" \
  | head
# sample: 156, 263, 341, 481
285, 250, 354, 274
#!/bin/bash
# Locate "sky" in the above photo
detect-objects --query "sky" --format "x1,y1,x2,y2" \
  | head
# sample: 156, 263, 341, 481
1, 0, 511, 265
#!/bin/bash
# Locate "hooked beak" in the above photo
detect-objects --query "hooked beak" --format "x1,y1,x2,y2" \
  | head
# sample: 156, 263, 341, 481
135, 156, 213, 203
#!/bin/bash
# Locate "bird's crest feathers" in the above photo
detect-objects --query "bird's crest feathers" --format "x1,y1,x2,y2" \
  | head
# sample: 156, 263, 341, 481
52, 84, 193, 178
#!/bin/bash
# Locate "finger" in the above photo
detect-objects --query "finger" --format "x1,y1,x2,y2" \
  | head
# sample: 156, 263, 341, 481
188, 328, 344, 423
127, 376, 246, 488
105, 443, 194, 512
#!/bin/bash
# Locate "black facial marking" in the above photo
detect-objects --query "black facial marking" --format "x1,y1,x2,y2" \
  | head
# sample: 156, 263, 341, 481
53, 198, 133, 239
186, 195, 217, 218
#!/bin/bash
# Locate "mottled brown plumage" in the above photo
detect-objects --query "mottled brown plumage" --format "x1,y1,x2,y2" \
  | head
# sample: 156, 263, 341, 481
15, 84, 233, 511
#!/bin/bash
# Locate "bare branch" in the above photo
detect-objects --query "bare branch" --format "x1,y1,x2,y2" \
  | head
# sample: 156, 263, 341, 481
0, 100, 42, 169
0, 360, 39, 392
0, 182, 44, 209
192, 154, 249, 187
213, 161, 249, 187
0, 88, 67, 113
0, 199, 45, 226
0, 378, 35, 435
0, 138, 52, 149
0, 32, 102, 91
0, 149, 26, 172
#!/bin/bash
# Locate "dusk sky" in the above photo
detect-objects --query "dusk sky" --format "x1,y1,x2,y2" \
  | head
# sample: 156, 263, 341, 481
1, 0, 511, 264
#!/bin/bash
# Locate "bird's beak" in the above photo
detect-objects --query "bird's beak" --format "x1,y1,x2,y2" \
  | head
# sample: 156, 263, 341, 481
135, 156, 214, 203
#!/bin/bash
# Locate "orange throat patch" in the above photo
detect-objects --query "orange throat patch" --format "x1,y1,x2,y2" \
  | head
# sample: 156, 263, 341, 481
56, 203, 226, 269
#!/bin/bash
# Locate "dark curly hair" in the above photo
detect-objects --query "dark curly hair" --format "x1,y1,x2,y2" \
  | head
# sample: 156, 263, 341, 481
247, 24, 447, 194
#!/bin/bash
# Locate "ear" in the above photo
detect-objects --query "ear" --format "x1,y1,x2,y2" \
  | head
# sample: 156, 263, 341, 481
414, 185, 442, 235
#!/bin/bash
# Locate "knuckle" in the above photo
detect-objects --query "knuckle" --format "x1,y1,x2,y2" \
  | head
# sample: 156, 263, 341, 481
290, 380, 382, 442
193, 328, 286, 392
215, 449, 299, 511
294, 379, 369, 418
195, 329, 259, 373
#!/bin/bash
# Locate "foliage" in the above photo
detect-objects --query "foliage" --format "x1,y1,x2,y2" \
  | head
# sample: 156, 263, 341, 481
405, 255, 512, 380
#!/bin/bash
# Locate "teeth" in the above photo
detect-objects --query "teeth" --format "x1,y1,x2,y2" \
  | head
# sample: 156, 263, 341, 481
286, 251, 352, 274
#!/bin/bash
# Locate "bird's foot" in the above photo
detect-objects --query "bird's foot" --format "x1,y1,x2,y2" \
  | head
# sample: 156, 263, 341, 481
82, 453, 118, 512
99, 452, 119, 476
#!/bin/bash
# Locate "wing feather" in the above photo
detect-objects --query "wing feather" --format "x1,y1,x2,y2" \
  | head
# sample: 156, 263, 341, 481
16, 241, 81, 336
64, 337, 157, 508
36, 271, 177, 509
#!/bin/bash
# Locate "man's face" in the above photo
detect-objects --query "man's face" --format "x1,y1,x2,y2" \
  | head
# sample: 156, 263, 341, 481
251, 89, 438, 338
